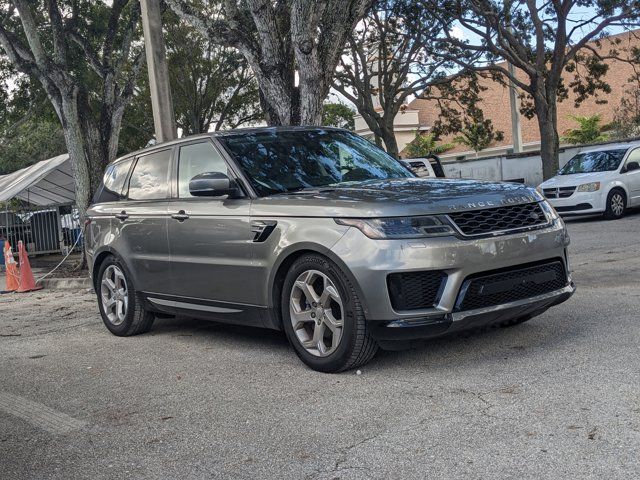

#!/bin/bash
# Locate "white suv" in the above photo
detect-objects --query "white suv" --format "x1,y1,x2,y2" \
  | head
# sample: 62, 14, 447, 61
538, 143, 640, 219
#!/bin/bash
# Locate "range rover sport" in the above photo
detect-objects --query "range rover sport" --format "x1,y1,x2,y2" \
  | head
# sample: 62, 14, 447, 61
86, 127, 575, 372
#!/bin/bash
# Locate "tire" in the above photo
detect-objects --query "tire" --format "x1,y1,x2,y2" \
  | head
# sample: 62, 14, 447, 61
96, 255, 155, 336
604, 189, 626, 220
281, 254, 378, 373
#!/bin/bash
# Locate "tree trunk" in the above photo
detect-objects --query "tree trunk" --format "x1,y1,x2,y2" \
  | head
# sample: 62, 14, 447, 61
534, 92, 560, 180
380, 120, 400, 158
59, 90, 112, 215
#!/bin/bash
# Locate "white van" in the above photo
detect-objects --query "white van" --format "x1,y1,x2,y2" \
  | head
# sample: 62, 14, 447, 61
538, 143, 640, 219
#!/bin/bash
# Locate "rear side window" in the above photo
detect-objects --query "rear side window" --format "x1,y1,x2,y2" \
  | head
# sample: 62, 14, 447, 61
104, 159, 133, 195
178, 142, 229, 198
94, 158, 133, 203
128, 149, 172, 200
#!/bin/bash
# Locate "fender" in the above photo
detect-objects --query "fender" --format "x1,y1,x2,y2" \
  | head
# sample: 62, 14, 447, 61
265, 239, 370, 322
604, 179, 630, 201
91, 245, 140, 291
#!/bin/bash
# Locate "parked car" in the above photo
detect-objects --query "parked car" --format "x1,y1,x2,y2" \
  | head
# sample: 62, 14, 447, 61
538, 143, 640, 219
86, 127, 574, 372
401, 154, 446, 178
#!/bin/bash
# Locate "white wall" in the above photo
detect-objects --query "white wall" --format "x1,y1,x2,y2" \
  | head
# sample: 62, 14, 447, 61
442, 138, 640, 185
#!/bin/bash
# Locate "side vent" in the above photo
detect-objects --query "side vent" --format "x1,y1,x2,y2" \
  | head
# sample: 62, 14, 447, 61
251, 220, 277, 242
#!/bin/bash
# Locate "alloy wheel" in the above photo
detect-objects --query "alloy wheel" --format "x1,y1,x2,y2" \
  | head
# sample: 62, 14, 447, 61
611, 193, 624, 216
289, 270, 344, 357
100, 265, 128, 325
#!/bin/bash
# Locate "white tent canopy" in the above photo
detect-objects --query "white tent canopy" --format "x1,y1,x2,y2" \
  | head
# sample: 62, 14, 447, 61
0, 154, 75, 206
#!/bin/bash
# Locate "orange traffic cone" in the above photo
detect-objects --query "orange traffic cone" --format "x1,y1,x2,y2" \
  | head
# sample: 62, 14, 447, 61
17, 241, 42, 293
3, 241, 19, 292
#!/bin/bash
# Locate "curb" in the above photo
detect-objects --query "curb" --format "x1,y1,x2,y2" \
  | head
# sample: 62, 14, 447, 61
38, 277, 92, 290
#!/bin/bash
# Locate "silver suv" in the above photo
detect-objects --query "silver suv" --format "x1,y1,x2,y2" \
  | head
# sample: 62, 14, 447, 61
86, 127, 575, 372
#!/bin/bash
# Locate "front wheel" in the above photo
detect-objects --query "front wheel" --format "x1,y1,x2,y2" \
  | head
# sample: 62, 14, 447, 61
97, 256, 155, 336
604, 189, 626, 220
281, 254, 378, 373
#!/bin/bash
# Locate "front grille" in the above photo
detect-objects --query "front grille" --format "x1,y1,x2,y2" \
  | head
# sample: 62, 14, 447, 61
455, 261, 567, 311
543, 187, 576, 199
387, 271, 446, 311
447, 202, 548, 236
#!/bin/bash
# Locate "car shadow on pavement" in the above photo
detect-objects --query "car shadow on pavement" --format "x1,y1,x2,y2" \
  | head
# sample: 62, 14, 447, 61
563, 206, 640, 224
371, 314, 587, 372
145, 310, 585, 373
149, 315, 290, 351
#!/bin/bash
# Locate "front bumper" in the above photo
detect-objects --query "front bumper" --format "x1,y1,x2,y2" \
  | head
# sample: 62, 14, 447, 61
330, 219, 574, 343
368, 282, 575, 347
546, 191, 605, 215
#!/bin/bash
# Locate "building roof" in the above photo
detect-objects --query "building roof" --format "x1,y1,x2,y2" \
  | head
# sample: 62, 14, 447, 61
405, 29, 640, 160
0, 154, 75, 206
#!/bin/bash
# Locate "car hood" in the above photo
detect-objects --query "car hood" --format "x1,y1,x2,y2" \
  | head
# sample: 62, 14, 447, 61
250, 178, 542, 218
539, 171, 615, 188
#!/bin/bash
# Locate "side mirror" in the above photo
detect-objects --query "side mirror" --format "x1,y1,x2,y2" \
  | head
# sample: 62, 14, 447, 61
189, 172, 241, 197
624, 161, 640, 173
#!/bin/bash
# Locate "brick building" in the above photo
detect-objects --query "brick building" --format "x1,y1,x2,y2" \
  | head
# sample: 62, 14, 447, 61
400, 29, 640, 160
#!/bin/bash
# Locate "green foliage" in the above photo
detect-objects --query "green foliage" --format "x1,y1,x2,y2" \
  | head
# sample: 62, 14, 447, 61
403, 132, 453, 158
0, 119, 66, 175
322, 103, 355, 130
165, 12, 262, 134
561, 114, 609, 145
609, 88, 640, 140
0, 72, 65, 174
453, 120, 504, 153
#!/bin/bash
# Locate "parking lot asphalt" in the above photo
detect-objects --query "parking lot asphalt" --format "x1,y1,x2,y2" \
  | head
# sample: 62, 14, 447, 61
1, 211, 639, 480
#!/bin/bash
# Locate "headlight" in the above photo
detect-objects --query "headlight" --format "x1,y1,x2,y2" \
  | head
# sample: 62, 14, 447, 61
539, 199, 560, 221
335, 216, 455, 239
576, 182, 600, 192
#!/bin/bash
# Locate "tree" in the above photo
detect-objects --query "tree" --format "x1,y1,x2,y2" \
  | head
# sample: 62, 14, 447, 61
322, 103, 355, 130
403, 132, 454, 158
0, 68, 66, 174
562, 114, 608, 145
454, 119, 504, 154
0, 0, 145, 213
333, 0, 460, 158
166, 0, 372, 126
425, 0, 640, 179
610, 89, 640, 140
164, 11, 262, 134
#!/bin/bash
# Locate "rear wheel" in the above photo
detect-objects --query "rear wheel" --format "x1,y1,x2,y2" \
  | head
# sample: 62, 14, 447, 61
281, 254, 378, 373
604, 189, 626, 220
97, 256, 155, 336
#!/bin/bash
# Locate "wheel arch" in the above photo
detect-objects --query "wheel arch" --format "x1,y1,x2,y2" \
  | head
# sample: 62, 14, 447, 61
265, 243, 368, 330
91, 247, 136, 291
605, 181, 629, 205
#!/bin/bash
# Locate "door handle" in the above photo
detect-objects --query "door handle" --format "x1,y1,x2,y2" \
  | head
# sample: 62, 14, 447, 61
171, 210, 190, 222
114, 211, 129, 221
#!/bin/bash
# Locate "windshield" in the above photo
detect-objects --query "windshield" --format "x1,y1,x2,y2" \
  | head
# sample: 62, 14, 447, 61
559, 149, 628, 175
218, 129, 413, 196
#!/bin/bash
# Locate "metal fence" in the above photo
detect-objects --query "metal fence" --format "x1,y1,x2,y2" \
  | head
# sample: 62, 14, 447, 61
1, 203, 83, 256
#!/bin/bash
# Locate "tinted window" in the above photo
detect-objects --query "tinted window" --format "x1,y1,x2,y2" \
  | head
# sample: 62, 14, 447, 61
624, 148, 640, 167
104, 159, 133, 196
559, 149, 627, 175
218, 129, 413, 196
128, 149, 172, 200
178, 142, 229, 198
